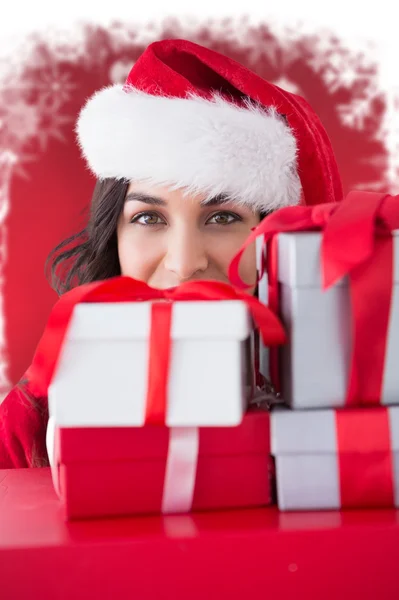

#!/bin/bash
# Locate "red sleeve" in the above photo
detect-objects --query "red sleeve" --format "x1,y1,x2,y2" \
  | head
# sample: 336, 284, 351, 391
0, 375, 49, 469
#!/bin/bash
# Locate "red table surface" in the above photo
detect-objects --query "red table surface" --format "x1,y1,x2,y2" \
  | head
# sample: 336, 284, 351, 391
1, 468, 399, 600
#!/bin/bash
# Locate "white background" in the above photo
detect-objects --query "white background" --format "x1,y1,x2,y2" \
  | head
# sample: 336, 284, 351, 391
0, 0, 397, 92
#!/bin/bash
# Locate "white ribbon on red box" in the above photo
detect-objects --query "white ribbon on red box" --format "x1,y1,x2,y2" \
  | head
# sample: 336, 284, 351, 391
46, 418, 200, 514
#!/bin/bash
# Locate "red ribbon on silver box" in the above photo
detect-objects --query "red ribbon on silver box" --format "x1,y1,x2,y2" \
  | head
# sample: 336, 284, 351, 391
230, 191, 399, 405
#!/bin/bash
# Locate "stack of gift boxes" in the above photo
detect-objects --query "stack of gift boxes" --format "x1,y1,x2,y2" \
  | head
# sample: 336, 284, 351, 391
38, 277, 283, 519
35, 191, 399, 519
258, 191, 399, 510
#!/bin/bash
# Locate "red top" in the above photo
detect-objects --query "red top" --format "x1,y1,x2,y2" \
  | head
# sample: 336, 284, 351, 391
0, 374, 49, 468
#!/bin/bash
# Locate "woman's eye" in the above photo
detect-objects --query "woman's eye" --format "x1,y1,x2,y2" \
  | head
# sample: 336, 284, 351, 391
206, 211, 240, 225
130, 212, 165, 226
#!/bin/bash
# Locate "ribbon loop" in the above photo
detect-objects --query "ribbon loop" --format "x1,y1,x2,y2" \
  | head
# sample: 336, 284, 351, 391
322, 192, 393, 289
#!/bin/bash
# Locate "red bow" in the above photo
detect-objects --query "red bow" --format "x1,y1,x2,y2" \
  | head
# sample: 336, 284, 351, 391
27, 277, 286, 424
229, 191, 399, 405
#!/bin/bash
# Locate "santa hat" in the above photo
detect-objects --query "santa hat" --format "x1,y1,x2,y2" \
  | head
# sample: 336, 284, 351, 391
76, 38, 343, 212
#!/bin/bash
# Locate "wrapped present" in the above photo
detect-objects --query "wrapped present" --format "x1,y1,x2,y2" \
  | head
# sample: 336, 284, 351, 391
271, 405, 399, 511
274, 228, 399, 408
27, 277, 285, 427
46, 408, 273, 519
26, 277, 283, 518
49, 299, 252, 427
230, 191, 399, 408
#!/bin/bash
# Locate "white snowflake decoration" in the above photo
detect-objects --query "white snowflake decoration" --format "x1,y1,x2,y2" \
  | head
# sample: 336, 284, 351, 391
109, 59, 134, 84
336, 98, 374, 130
1, 100, 40, 144
34, 66, 77, 110
271, 76, 304, 97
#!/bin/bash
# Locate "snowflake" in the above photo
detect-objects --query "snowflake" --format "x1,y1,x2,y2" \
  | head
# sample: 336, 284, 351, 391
271, 76, 304, 97
0, 150, 18, 167
35, 98, 73, 151
0, 74, 31, 104
107, 22, 141, 53
336, 98, 375, 130
305, 34, 377, 95
0, 100, 40, 147
0, 97, 72, 160
323, 66, 359, 94
240, 27, 281, 70
109, 59, 133, 84
32, 66, 77, 110
0, 151, 17, 224
10, 151, 40, 180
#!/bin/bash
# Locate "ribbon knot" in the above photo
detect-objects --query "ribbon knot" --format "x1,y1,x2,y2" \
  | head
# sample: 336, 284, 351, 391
310, 203, 338, 228
321, 191, 396, 289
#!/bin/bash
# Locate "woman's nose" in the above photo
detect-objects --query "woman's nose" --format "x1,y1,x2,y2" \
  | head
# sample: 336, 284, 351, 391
164, 229, 208, 281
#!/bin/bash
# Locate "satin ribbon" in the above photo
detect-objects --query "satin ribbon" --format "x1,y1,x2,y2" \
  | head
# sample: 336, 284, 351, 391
162, 427, 199, 513
335, 407, 395, 507
46, 413, 200, 513
229, 191, 399, 404
28, 276, 285, 425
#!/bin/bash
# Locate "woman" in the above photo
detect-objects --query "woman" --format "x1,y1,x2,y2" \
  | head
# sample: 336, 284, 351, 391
0, 38, 343, 468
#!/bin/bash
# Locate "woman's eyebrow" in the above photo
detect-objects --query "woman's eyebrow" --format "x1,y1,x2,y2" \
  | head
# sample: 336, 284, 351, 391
125, 192, 166, 206
125, 191, 231, 207
200, 193, 230, 207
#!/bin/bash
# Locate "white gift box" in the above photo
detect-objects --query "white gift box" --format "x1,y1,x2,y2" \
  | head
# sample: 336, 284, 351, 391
269, 231, 399, 408
48, 300, 252, 427
271, 406, 399, 511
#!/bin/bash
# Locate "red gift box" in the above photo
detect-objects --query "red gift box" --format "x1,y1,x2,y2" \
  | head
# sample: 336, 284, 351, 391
48, 408, 272, 520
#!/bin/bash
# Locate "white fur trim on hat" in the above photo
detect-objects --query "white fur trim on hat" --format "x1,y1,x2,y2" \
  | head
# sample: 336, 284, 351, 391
76, 84, 301, 212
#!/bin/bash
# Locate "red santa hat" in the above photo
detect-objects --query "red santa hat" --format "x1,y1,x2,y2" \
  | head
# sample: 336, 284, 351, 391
76, 38, 343, 211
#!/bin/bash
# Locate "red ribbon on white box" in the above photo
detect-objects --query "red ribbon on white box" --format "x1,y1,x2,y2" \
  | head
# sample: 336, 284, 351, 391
28, 277, 285, 426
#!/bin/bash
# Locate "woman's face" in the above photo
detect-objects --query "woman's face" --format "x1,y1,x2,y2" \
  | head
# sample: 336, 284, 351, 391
117, 181, 260, 291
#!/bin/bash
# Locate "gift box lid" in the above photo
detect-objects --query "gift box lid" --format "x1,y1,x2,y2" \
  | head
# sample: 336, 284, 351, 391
276, 230, 399, 288
65, 300, 251, 341
271, 406, 399, 455
54, 409, 270, 464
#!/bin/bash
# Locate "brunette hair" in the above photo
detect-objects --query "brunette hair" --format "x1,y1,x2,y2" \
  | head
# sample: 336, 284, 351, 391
45, 178, 129, 296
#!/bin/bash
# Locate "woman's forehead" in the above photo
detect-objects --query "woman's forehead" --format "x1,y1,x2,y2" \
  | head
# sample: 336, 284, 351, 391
126, 181, 208, 203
